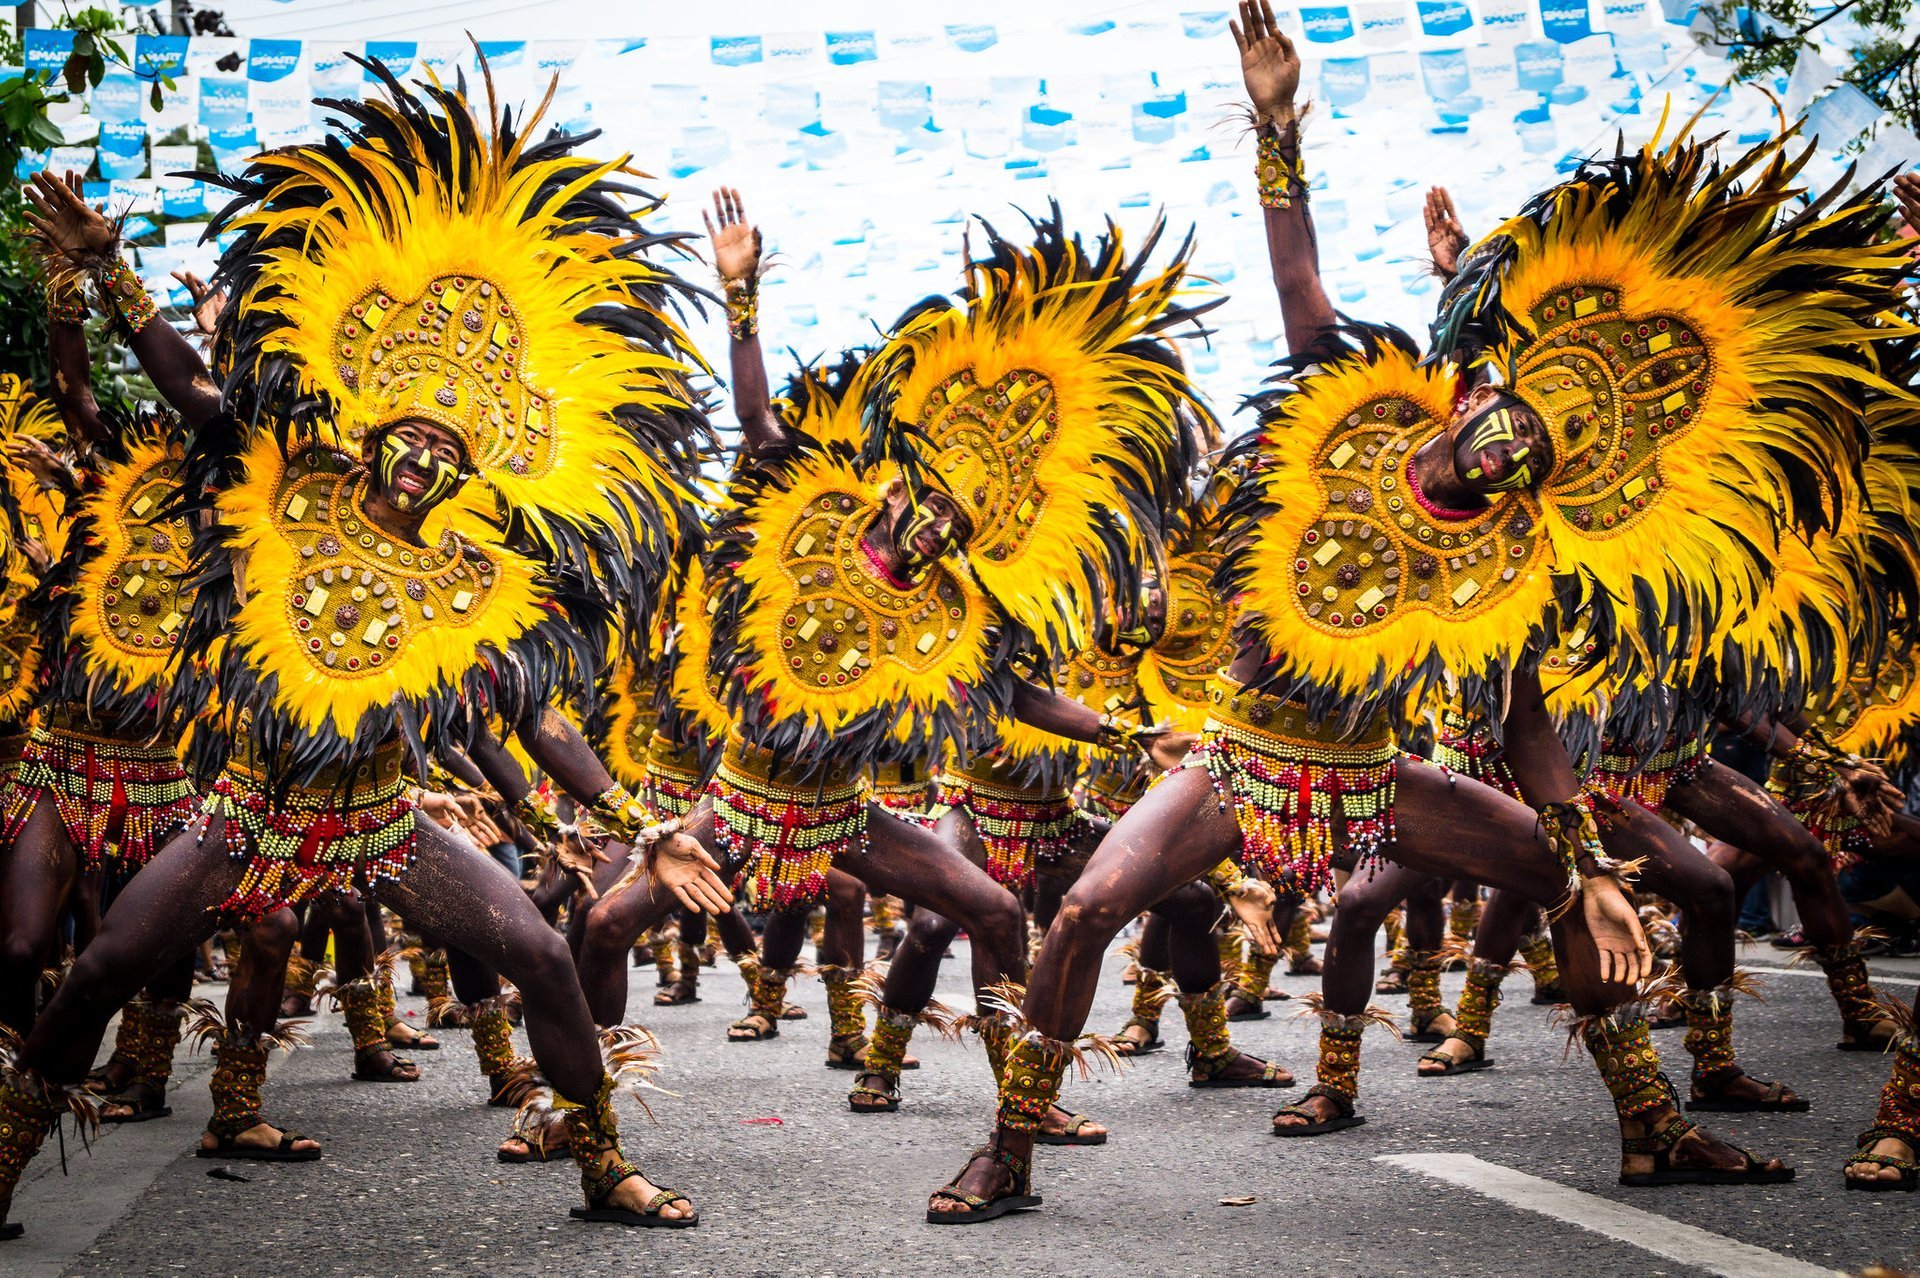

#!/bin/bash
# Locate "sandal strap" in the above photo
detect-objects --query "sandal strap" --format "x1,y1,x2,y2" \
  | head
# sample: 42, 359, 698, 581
584, 1154, 643, 1205
1621, 1113, 1696, 1155
1847, 1152, 1919, 1171
968, 1141, 1031, 1191
644, 1189, 688, 1214
930, 1186, 988, 1209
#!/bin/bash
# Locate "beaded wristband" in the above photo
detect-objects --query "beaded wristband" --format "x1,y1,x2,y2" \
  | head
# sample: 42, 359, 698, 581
1204, 858, 1249, 898
44, 277, 90, 325
1096, 712, 1148, 755
513, 789, 562, 841
723, 278, 758, 342
1256, 131, 1308, 210
97, 254, 158, 334
587, 782, 654, 843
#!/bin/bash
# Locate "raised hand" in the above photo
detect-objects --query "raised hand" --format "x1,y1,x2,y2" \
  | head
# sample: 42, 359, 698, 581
1228, 879, 1282, 956
1424, 186, 1468, 278
7, 437, 73, 493
1893, 171, 1920, 234
170, 270, 228, 337
1230, 0, 1302, 120
702, 187, 762, 283
21, 170, 116, 265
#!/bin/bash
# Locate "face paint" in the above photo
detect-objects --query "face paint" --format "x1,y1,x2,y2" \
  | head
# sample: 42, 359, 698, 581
377, 432, 462, 511
892, 496, 948, 570
1455, 401, 1539, 491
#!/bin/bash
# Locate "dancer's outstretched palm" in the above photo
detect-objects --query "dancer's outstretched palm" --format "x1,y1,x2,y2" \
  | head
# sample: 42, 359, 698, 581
703, 186, 761, 283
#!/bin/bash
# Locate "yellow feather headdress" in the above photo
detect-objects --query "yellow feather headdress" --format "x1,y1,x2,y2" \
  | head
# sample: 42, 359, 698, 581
1437, 127, 1917, 701
204, 59, 707, 584
878, 205, 1212, 659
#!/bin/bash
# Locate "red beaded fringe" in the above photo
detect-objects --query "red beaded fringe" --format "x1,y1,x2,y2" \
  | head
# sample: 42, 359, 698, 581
1183, 679, 1396, 895
206, 762, 417, 921
1588, 732, 1707, 817
710, 736, 864, 912
0, 724, 198, 872
936, 769, 1077, 890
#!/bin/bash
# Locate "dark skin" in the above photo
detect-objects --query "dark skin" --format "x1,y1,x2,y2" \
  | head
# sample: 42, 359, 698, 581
928, 3, 1673, 1213
7, 180, 728, 1225
581, 188, 1192, 1128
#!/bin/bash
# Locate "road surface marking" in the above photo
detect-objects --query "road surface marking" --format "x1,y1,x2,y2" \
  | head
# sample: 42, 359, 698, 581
1378, 1152, 1841, 1278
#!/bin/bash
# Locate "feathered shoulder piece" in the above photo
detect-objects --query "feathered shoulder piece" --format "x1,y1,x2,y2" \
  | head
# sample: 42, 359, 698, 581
1436, 127, 1915, 697
1141, 526, 1241, 734
603, 655, 656, 790
0, 374, 69, 567
1222, 329, 1555, 717
878, 204, 1212, 658
53, 406, 194, 721
660, 554, 732, 757
202, 58, 707, 590
708, 356, 1014, 771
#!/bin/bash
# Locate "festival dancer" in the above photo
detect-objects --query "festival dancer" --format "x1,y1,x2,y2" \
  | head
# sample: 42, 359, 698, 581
576, 186, 1210, 1140
924, 0, 1911, 1220
0, 67, 728, 1236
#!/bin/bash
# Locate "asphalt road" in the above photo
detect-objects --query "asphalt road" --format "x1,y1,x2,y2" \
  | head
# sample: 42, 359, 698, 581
9, 938, 1918, 1278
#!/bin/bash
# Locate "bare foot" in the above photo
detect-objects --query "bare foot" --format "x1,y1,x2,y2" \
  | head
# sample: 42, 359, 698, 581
927, 1146, 1021, 1215
586, 1147, 696, 1221
1417, 1036, 1480, 1075
1114, 1021, 1159, 1054
353, 1047, 421, 1081
1845, 1134, 1915, 1186
1272, 1092, 1342, 1130
1618, 1116, 1789, 1179
1040, 1104, 1107, 1140
1195, 1048, 1293, 1086
385, 1020, 438, 1050
498, 1105, 569, 1160
201, 1122, 321, 1157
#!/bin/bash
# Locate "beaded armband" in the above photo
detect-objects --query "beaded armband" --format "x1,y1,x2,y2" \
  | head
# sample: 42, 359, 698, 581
96, 254, 158, 334
44, 275, 90, 325
1205, 858, 1250, 898
1536, 793, 1626, 915
514, 789, 562, 841
723, 278, 758, 342
1256, 129, 1308, 210
586, 782, 655, 843
1096, 712, 1149, 756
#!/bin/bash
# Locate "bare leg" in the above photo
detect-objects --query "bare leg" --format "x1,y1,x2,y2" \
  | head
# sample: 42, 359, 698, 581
0, 800, 81, 1034
377, 817, 694, 1221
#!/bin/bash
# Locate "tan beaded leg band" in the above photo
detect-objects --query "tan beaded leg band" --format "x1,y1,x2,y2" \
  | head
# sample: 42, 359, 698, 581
1817, 943, 1884, 1029
748, 966, 793, 1022
1407, 951, 1450, 1032
207, 1035, 270, 1138
821, 965, 864, 1046
1314, 1013, 1367, 1101
471, 998, 520, 1077
338, 980, 388, 1053
1180, 985, 1234, 1063
1583, 1014, 1681, 1124
1521, 930, 1559, 995
995, 1031, 1068, 1132
1452, 960, 1508, 1054
1238, 949, 1279, 1002
1680, 988, 1739, 1080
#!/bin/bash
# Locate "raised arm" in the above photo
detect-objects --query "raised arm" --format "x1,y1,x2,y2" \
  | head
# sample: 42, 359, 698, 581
38, 231, 112, 465
1232, 0, 1336, 359
703, 187, 788, 457
22, 171, 223, 429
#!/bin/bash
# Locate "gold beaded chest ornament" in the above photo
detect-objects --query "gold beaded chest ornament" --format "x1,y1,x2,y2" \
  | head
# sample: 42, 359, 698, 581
68, 437, 196, 696
1138, 541, 1239, 734
1232, 131, 1914, 723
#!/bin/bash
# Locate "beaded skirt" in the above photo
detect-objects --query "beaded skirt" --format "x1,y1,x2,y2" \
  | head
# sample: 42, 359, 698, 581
0, 719, 198, 873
